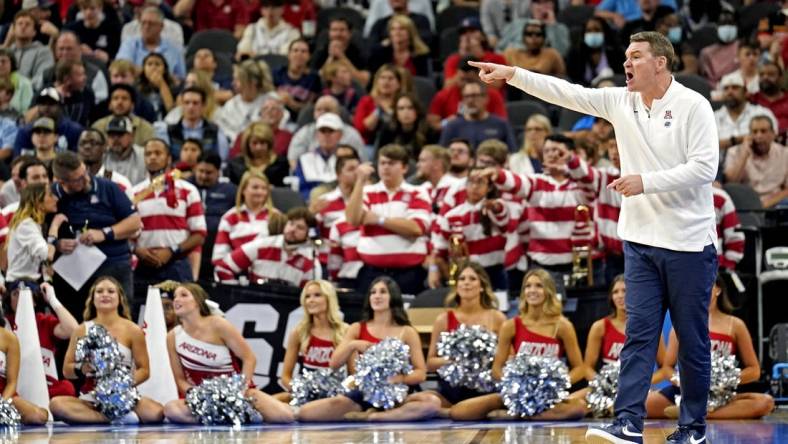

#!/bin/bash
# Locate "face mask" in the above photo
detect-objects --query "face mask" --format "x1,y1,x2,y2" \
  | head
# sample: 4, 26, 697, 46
717, 25, 737, 43
584, 32, 604, 49
667, 26, 682, 44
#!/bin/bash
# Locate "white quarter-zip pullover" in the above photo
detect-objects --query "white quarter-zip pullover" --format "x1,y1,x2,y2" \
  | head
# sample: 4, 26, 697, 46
507, 68, 718, 252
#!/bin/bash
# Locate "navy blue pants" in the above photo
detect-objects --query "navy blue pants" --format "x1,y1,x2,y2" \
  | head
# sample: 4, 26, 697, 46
614, 241, 717, 433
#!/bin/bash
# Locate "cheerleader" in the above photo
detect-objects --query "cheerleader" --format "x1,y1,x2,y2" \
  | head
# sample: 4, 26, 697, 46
274, 280, 348, 402
162, 283, 294, 423
0, 304, 49, 425
646, 275, 775, 420
450, 269, 586, 421
49, 277, 165, 424
297, 277, 442, 422
3, 281, 79, 398
426, 262, 506, 415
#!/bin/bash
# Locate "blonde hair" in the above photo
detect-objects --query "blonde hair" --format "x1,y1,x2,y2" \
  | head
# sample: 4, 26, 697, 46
522, 114, 551, 159
444, 261, 499, 310
8, 183, 48, 234
109, 59, 137, 77
420, 144, 450, 172
83, 276, 132, 321
371, 64, 412, 101
296, 280, 348, 353
518, 269, 562, 318
236, 59, 274, 94
320, 59, 353, 86
388, 14, 429, 56
186, 70, 217, 119
240, 122, 275, 161
235, 170, 274, 213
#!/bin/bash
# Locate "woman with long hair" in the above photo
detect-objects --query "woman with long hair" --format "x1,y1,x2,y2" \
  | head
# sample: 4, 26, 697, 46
426, 262, 506, 416
212, 170, 281, 265
565, 16, 624, 86
216, 60, 275, 141
353, 64, 411, 145
274, 280, 349, 402
163, 283, 294, 423
3, 280, 79, 398
225, 122, 288, 186
298, 277, 441, 422
509, 113, 549, 176
5, 183, 66, 282
49, 277, 165, 424
450, 269, 586, 421
645, 275, 775, 420
137, 52, 177, 121
368, 14, 431, 77
375, 93, 438, 157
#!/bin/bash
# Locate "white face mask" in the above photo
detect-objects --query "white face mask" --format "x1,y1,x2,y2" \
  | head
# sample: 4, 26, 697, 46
584, 32, 604, 48
717, 25, 738, 43
667, 26, 682, 44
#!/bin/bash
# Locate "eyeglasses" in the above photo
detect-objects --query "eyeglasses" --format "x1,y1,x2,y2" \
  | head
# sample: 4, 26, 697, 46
60, 171, 88, 185
524, 32, 544, 38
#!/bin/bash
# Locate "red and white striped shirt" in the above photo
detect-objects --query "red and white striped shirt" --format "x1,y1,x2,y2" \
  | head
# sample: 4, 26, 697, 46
212, 206, 274, 263
495, 157, 595, 266
439, 178, 468, 215
315, 188, 349, 264
587, 166, 623, 255
420, 174, 465, 213
0, 211, 8, 246
131, 178, 207, 249
213, 234, 319, 287
357, 181, 432, 268
328, 218, 362, 280
97, 167, 134, 200
713, 187, 744, 270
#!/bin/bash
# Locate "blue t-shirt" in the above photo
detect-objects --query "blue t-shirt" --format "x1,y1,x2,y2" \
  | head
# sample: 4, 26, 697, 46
53, 176, 136, 264
272, 66, 322, 105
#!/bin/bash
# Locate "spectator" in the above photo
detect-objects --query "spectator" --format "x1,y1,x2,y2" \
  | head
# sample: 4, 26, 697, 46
212, 170, 279, 265
29, 117, 58, 166
93, 84, 156, 147
257, 94, 293, 156
163, 70, 219, 125
174, 139, 202, 179
427, 56, 507, 132
368, 14, 431, 78
0, 91, 19, 162
273, 38, 322, 117
213, 206, 319, 287
192, 48, 233, 100
364, 0, 435, 38
446, 138, 474, 179
226, 122, 289, 186
157, 86, 229, 160
294, 113, 344, 200
566, 16, 625, 87
345, 143, 431, 295
353, 64, 411, 145
699, 8, 739, 89
413, 144, 464, 213
751, 62, 788, 134
654, 11, 698, 75
596, 0, 678, 28
0, 48, 34, 115
15, 0, 61, 46
367, 0, 433, 49
131, 138, 207, 283
715, 73, 778, 151
678, 0, 728, 36
376, 92, 438, 159
439, 81, 516, 151
103, 116, 147, 186
480, 0, 529, 49
510, 113, 549, 176
712, 183, 744, 270
13, 87, 84, 157
503, 19, 565, 78
76, 128, 133, 195
310, 17, 370, 88
712, 40, 760, 101
724, 115, 788, 208
325, 154, 363, 287
1, 157, 49, 219
493, 0, 571, 58
65, 0, 121, 63
136, 52, 178, 122
174, 0, 250, 38
102, 59, 157, 123
216, 60, 275, 142
237, 0, 300, 58
319, 59, 362, 114
51, 151, 141, 320
619, 0, 675, 43
37, 31, 108, 105
7, 10, 54, 82
281, 0, 317, 36
52, 59, 94, 127
121, 0, 185, 50
288, 95, 365, 167
116, 6, 187, 80
444, 17, 507, 93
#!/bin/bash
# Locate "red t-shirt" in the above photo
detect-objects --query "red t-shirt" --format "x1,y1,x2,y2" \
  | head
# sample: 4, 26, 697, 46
751, 92, 788, 133
193, 0, 250, 33
428, 85, 508, 120
444, 52, 508, 89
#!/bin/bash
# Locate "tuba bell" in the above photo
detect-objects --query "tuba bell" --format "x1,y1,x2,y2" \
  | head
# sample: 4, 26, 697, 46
447, 225, 469, 287
569, 204, 594, 287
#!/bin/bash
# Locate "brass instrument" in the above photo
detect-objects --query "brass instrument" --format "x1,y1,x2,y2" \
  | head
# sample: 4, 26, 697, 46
133, 169, 182, 204
569, 205, 594, 287
447, 225, 469, 287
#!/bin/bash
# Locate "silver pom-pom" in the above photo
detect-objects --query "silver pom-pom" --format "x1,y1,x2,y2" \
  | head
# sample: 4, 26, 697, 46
499, 353, 571, 418
437, 325, 498, 393
75, 324, 123, 378
185, 374, 262, 427
587, 361, 620, 417
0, 398, 21, 427
353, 338, 413, 410
290, 367, 348, 406
93, 369, 141, 421
708, 349, 740, 412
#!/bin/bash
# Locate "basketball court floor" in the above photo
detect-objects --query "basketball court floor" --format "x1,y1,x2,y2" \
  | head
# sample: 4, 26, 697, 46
3, 409, 786, 443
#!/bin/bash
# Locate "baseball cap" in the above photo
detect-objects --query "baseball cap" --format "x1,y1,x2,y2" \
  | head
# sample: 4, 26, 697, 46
36, 87, 61, 105
107, 116, 134, 134
459, 17, 482, 33
316, 113, 343, 131
32, 117, 55, 132
720, 72, 745, 89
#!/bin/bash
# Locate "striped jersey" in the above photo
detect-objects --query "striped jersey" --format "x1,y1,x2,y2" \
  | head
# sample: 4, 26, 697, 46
212, 234, 319, 287
713, 186, 744, 269
131, 178, 207, 249
212, 206, 275, 263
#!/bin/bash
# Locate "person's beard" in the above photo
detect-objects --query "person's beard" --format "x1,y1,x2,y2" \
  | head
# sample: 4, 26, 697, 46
449, 163, 469, 175
760, 81, 780, 96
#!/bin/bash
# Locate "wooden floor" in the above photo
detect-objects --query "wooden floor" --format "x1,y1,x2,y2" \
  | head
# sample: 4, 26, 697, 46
4, 410, 787, 443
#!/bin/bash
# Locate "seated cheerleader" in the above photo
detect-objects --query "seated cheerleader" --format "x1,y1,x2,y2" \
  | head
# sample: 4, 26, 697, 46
567, 275, 671, 414
4, 281, 80, 398
49, 277, 164, 424
450, 268, 586, 421
0, 304, 49, 425
425, 261, 506, 415
297, 276, 442, 422
162, 283, 294, 423
274, 280, 349, 403
646, 274, 775, 420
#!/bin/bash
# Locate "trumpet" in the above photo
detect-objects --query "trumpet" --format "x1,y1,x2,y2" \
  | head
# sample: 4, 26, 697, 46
569, 205, 594, 288
447, 226, 469, 287
133, 169, 182, 204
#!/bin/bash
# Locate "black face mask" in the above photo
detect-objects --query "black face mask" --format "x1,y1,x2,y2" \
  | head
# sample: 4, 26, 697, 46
760, 81, 780, 96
